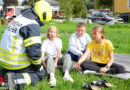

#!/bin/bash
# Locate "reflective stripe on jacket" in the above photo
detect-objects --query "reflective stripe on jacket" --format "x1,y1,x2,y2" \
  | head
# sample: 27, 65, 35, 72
0, 14, 41, 70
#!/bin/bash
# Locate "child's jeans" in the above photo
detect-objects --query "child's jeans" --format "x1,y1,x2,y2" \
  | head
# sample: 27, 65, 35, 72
68, 50, 86, 62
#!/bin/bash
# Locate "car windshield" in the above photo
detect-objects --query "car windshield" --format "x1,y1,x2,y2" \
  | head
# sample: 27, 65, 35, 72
104, 14, 111, 18
92, 13, 111, 18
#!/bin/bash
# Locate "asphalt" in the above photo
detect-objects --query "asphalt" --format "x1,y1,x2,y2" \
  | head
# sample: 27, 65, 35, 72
114, 53, 130, 71
82, 53, 130, 80
58, 53, 130, 71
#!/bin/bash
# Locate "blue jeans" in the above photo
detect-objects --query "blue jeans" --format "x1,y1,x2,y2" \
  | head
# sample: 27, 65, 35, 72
68, 50, 85, 62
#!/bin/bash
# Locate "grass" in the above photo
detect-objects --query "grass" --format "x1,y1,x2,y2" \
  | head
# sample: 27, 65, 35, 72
41, 20, 130, 54
23, 69, 130, 90
0, 20, 130, 90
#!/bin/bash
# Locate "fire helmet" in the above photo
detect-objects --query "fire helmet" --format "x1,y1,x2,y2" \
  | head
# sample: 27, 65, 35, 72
34, 0, 52, 23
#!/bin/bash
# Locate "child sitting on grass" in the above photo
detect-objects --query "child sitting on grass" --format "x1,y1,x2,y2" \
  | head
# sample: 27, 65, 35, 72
77, 25, 125, 74
41, 26, 74, 87
68, 22, 91, 61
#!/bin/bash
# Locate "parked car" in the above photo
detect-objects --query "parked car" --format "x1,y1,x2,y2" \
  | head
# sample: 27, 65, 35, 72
88, 13, 124, 25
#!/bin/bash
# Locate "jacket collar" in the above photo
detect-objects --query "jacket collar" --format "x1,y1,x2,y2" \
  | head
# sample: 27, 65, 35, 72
21, 8, 44, 26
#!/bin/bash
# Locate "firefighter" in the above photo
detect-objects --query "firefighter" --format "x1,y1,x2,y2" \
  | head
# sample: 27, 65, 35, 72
0, 0, 52, 89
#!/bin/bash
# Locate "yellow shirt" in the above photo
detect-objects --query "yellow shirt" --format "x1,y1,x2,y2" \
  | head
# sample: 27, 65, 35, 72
86, 39, 114, 64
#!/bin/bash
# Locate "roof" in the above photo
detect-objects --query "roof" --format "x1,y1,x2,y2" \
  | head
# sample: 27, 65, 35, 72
45, 0, 59, 6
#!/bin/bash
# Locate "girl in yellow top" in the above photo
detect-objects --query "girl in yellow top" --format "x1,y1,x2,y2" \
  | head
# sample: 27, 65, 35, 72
77, 25, 125, 74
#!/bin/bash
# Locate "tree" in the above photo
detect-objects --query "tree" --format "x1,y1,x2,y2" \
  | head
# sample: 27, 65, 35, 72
72, 0, 84, 18
57, 0, 74, 19
57, 0, 86, 19
83, 0, 95, 10
95, 0, 113, 10
3, 0, 18, 5
28, 0, 40, 6
3, 0, 18, 12
22, 0, 28, 6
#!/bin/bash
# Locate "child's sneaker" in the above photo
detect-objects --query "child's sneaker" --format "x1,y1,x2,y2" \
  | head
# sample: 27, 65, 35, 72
63, 74, 74, 82
48, 77, 56, 87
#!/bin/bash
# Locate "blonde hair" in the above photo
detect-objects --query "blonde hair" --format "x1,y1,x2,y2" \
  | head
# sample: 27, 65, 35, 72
91, 25, 106, 39
47, 26, 59, 39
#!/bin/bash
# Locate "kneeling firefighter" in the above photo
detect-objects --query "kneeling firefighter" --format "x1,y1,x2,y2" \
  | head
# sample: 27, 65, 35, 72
0, 0, 52, 89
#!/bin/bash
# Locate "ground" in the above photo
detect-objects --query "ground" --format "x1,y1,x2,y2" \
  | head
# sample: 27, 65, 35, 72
0, 20, 130, 90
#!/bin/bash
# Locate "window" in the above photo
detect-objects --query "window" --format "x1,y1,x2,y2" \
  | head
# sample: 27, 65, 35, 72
8, 8, 12, 12
99, 14, 104, 17
93, 14, 98, 17
128, 0, 130, 8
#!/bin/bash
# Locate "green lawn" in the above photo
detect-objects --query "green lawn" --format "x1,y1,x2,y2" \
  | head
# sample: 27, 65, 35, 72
41, 20, 130, 54
0, 20, 130, 90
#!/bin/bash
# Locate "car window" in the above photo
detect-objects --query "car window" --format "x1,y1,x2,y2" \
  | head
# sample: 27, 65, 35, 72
99, 14, 104, 17
103, 14, 106, 18
104, 14, 110, 18
92, 14, 97, 17
94, 14, 99, 17
92, 13, 106, 17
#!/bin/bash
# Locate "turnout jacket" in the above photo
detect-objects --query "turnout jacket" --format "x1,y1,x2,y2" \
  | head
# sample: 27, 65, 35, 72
0, 9, 43, 70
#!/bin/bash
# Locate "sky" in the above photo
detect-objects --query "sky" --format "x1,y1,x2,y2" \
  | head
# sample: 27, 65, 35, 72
0, 0, 3, 5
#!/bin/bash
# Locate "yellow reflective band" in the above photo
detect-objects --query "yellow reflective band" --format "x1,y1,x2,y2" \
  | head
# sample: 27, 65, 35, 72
31, 58, 41, 65
11, 36, 18, 53
0, 52, 29, 60
2, 63, 30, 70
0, 55, 31, 64
25, 42, 36, 47
2, 61, 16, 66
14, 36, 18, 53
2, 61, 30, 67
11, 36, 16, 52
0, 47, 32, 70
22, 73, 31, 85
0, 47, 26, 56
24, 36, 41, 47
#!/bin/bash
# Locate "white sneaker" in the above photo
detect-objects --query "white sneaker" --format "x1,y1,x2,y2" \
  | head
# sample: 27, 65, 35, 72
83, 70, 96, 74
48, 77, 56, 87
63, 74, 74, 82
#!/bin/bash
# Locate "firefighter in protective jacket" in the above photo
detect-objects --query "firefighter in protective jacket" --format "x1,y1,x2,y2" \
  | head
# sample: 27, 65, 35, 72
0, 0, 52, 89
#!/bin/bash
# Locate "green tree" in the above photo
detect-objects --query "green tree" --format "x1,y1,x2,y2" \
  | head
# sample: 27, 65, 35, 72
72, 0, 84, 18
28, 0, 40, 6
57, 0, 86, 19
3, 0, 18, 12
95, 0, 113, 10
83, 0, 95, 10
57, 0, 73, 19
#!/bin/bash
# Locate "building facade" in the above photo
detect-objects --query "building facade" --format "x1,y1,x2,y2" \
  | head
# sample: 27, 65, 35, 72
114, 0, 130, 22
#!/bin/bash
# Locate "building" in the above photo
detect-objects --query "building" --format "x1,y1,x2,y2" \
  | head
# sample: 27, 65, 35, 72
0, 0, 3, 10
114, 0, 130, 22
45, 0, 65, 18
0, 0, 3, 17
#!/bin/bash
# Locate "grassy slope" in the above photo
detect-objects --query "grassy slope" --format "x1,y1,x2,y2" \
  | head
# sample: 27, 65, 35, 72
0, 20, 130, 90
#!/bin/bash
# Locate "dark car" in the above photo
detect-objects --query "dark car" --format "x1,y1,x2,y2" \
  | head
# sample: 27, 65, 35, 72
88, 13, 124, 25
